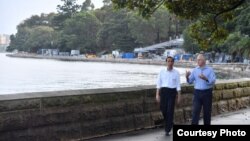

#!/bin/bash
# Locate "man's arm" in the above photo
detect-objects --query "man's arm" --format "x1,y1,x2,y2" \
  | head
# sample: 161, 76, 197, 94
156, 89, 160, 103
176, 71, 181, 104
156, 72, 161, 103
206, 69, 216, 85
186, 69, 195, 84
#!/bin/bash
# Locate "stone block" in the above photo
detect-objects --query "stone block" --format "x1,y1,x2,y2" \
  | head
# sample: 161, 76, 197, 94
213, 90, 222, 101
217, 100, 229, 114
233, 88, 243, 98
224, 82, 238, 89
90, 93, 119, 104
102, 103, 126, 118
81, 119, 111, 138
183, 86, 194, 93
79, 106, 104, 121
109, 116, 135, 134
178, 94, 193, 107
236, 97, 249, 109
145, 89, 155, 97
222, 90, 234, 100
228, 99, 238, 111
143, 99, 159, 113
238, 81, 249, 87
134, 113, 152, 129
0, 109, 38, 132
116, 91, 145, 101
211, 103, 218, 116
174, 109, 185, 124
214, 83, 224, 90
0, 99, 40, 112
125, 100, 143, 114
151, 112, 163, 127
41, 96, 82, 108
242, 87, 250, 96
183, 107, 192, 123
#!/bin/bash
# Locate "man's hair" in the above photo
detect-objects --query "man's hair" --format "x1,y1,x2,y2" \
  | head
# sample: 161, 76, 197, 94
166, 56, 174, 62
197, 53, 206, 60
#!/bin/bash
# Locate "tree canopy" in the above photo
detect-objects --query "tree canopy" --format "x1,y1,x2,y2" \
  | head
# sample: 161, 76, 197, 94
112, 0, 249, 49
8, 0, 187, 53
7, 0, 250, 58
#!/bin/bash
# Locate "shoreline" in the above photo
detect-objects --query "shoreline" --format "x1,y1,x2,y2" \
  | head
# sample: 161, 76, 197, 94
6, 53, 250, 69
5, 53, 196, 67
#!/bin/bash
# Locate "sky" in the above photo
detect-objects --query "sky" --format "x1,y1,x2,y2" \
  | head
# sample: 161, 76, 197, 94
0, 0, 104, 35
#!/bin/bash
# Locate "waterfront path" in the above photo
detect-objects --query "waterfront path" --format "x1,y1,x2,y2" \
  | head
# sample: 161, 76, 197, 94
87, 108, 250, 141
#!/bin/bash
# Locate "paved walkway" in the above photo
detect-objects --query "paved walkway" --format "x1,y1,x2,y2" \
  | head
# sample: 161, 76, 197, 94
87, 108, 250, 141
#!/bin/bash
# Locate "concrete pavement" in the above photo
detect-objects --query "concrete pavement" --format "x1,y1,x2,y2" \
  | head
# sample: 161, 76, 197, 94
87, 108, 250, 141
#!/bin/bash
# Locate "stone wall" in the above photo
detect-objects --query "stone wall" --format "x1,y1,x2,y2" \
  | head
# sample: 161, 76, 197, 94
0, 80, 250, 141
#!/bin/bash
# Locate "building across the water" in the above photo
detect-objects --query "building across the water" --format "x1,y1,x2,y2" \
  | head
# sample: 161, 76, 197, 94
134, 38, 184, 59
0, 34, 10, 52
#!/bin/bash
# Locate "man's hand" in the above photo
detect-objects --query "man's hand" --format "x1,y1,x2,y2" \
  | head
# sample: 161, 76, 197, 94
186, 70, 191, 82
176, 92, 181, 105
156, 94, 160, 103
199, 73, 208, 81
156, 89, 160, 103
186, 70, 191, 78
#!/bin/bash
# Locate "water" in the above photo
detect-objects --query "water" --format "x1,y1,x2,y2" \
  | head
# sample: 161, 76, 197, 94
0, 53, 187, 95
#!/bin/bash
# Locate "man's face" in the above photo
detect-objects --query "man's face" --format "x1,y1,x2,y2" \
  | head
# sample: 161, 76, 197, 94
197, 56, 205, 67
166, 58, 174, 68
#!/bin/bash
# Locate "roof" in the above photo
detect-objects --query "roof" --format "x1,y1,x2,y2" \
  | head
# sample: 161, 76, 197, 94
134, 38, 184, 53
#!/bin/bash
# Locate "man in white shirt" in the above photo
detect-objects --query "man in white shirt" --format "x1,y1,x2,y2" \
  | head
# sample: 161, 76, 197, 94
156, 56, 181, 136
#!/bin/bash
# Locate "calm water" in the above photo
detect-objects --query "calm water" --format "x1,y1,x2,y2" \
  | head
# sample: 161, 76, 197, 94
0, 53, 187, 95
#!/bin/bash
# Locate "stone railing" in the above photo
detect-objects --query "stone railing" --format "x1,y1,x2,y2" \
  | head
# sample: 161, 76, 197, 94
0, 80, 250, 141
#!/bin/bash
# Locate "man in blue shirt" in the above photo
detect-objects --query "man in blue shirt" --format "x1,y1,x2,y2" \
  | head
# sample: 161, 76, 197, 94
186, 54, 216, 125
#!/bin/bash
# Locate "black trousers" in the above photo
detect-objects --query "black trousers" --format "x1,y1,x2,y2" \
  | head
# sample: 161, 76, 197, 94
160, 87, 177, 133
191, 88, 213, 125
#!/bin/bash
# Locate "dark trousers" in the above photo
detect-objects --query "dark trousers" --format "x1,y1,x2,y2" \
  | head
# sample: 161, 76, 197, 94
160, 87, 177, 133
191, 88, 213, 125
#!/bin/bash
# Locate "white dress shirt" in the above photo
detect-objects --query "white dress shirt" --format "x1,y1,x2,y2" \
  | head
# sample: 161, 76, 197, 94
156, 67, 181, 91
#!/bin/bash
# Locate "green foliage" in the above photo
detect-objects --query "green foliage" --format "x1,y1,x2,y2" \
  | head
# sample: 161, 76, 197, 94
81, 0, 94, 11
24, 26, 56, 52
112, 0, 248, 49
63, 12, 101, 53
219, 32, 250, 58
235, 5, 250, 36
53, 0, 80, 29
96, 8, 135, 51
8, 1, 189, 54
182, 29, 200, 54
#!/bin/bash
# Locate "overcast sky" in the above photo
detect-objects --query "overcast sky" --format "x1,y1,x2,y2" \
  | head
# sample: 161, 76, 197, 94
0, 0, 104, 35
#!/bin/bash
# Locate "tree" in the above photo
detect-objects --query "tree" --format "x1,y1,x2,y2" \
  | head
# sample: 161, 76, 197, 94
219, 32, 250, 60
57, 0, 80, 16
182, 29, 200, 54
81, 0, 94, 11
103, 0, 112, 6
112, 0, 248, 49
96, 8, 138, 52
24, 26, 57, 53
53, 0, 80, 29
63, 12, 101, 53
6, 35, 17, 52
235, 5, 250, 36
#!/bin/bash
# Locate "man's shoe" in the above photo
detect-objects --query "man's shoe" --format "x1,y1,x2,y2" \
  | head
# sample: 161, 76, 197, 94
165, 132, 170, 136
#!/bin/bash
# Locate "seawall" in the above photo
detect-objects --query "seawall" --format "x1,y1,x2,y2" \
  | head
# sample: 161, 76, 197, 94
0, 80, 250, 141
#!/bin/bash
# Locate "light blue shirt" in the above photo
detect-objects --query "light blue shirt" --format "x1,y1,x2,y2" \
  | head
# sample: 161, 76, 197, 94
187, 65, 216, 90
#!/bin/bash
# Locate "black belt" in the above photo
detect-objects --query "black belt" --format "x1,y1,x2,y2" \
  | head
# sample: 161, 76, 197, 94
195, 88, 212, 92
161, 87, 176, 90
